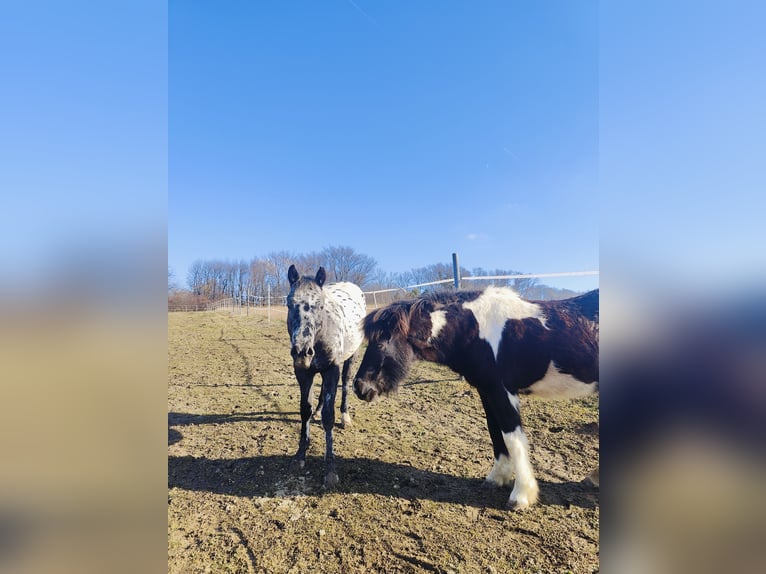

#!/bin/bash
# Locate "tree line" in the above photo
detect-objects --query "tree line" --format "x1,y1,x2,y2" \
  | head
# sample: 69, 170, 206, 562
168, 245, 581, 309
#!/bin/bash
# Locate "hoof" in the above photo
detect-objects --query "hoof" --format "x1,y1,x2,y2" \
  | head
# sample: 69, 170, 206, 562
323, 471, 339, 489
506, 492, 536, 511
583, 468, 599, 488
340, 412, 352, 429
484, 455, 514, 488
506, 497, 532, 511
289, 458, 305, 472
507, 481, 539, 510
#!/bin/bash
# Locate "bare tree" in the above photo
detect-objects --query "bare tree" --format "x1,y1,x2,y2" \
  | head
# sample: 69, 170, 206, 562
179, 253, 583, 310
295, 250, 324, 276
187, 260, 205, 295
469, 267, 540, 297
248, 257, 268, 301
266, 250, 296, 298
368, 268, 394, 291
168, 266, 178, 293
320, 245, 377, 286
511, 276, 540, 298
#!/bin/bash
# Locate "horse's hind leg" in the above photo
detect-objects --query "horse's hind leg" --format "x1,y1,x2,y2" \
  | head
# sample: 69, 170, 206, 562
320, 365, 342, 488
339, 354, 356, 428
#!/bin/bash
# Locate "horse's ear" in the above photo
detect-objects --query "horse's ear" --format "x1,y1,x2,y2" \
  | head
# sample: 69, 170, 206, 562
315, 267, 326, 288
288, 264, 299, 286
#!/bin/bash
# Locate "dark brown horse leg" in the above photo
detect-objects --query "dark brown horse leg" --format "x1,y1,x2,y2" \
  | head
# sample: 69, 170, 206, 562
290, 368, 314, 471
320, 365, 341, 488
309, 384, 322, 421
339, 354, 356, 428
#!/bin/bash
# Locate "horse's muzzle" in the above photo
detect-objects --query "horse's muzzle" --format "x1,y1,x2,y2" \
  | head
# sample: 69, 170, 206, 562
293, 356, 312, 370
291, 345, 314, 370
353, 378, 378, 402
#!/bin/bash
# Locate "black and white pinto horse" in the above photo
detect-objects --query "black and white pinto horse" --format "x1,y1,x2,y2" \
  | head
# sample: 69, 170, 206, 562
286, 265, 367, 488
353, 286, 599, 509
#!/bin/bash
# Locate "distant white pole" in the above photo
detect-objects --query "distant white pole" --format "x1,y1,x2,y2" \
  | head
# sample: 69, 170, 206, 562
267, 284, 271, 323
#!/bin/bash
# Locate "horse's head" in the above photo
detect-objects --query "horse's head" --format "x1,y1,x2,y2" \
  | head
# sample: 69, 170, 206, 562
354, 299, 439, 401
286, 264, 327, 370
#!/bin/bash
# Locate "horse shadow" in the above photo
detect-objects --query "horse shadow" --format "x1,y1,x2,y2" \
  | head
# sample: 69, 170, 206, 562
168, 411, 302, 447
167, 453, 598, 510
169, 411, 300, 428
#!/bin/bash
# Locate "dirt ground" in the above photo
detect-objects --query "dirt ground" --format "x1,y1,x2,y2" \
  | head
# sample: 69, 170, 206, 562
168, 309, 599, 573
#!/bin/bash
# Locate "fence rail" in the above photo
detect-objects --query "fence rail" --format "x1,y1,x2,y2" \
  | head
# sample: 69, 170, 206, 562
170, 263, 599, 313
462, 270, 599, 282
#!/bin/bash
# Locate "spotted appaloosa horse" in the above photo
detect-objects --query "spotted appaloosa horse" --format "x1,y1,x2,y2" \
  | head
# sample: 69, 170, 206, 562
286, 265, 366, 488
353, 286, 599, 509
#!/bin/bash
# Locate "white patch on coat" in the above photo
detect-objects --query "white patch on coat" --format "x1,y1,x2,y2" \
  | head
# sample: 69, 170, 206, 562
323, 282, 366, 363
485, 393, 520, 486
525, 361, 598, 399
463, 286, 546, 360
485, 453, 514, 486
504, 427, 539, 509
429, 310, 448, 341
507, 391, 520, 413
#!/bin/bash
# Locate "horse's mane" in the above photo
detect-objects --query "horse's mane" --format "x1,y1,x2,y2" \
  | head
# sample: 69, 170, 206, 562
363, 290, 489, 341
363, 300, 414, 341
419, 290, 484, 306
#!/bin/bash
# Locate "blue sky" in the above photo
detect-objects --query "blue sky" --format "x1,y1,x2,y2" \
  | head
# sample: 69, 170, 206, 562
168, 1, 599, 291
1, 2, 166, 288
3, 2, 760, 298
600, 2, 765, 291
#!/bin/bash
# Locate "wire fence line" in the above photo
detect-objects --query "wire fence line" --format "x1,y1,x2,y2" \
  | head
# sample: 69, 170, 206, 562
463, 270, 599, 281
170, 269, 599, 314
364, 270, 599, 294
363, 270, 599, 307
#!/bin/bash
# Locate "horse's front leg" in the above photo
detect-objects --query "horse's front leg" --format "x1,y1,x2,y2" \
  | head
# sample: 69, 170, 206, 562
309, 384, 322, 421
478, 382, 538, 510
320, 364, 341, 488
290, 368, 314, 472
339, 353, 356, 428
479, 389, 515, 488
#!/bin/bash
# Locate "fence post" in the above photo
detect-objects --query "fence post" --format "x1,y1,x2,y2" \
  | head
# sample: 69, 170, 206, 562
452, 252, 461, 290
267, 284, 271, 323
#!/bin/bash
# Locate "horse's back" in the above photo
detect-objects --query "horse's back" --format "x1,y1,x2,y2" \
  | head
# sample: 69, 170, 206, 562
327, 282, 366, 313
325, 282, 366, 361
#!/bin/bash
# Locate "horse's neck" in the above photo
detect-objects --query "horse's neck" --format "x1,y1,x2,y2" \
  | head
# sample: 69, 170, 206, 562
421, 314, 468, 366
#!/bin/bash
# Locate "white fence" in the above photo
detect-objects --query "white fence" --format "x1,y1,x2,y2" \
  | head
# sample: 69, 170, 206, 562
171, 269, 599, 314
362, 270, 599, 307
